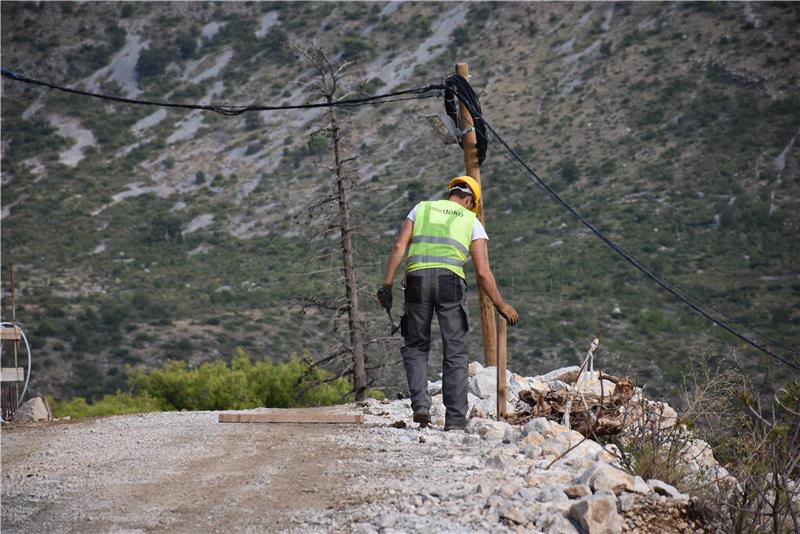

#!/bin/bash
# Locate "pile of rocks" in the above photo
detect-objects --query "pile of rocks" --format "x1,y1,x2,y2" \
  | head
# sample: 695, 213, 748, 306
347, 363, 716, 533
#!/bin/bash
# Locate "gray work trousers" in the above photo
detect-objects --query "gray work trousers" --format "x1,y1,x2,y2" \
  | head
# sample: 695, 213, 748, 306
401, 268, 470, 428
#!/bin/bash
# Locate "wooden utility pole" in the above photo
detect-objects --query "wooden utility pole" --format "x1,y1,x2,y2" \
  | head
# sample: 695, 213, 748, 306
455, 63, 497, 366
496, 317, 507, 418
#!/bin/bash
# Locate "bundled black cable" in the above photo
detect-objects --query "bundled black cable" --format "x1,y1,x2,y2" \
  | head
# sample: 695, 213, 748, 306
444, 74, 487, 165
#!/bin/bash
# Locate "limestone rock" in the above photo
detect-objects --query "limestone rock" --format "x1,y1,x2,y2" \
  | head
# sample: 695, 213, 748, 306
618, 492, 636, 512
427, 379, 442, 395
15, 397, 52, 423
568, 493, 623, 534
466, 392, 481, 417
563, 370, 616, 397
547, 437, 606, 470
565, 484, 592, 499
469, 365, 497, 399
521, 417, 552, 439
537, 366, 581, 383
539, 429, 587, 460
647, 479, 689, 501
430, 394, 446, 422
498, 504, 526, 525
465, 418, 511, 441
353, 523, 379, 534
527, 380, 550, 396
486, 453, 511, 470
632, 476, 652, 495
503, 425, 521, 444
578, 462, 635, 495
536, 512, 581, 533
507, 373, 529, 398
469, 403, 487, 420
533, 484, 569, 503
468, 395, 513, 419
468, 360, 483, 378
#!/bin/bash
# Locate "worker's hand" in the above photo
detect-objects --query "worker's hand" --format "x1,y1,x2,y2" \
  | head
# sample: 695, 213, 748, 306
496, 303, 519, 326
377, 284, 393, 311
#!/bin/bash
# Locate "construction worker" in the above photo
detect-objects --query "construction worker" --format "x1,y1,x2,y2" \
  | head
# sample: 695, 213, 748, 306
377, 176, 518, 431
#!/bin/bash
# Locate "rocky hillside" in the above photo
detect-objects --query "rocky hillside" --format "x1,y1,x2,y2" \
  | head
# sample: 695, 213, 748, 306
1, 2, 799, 401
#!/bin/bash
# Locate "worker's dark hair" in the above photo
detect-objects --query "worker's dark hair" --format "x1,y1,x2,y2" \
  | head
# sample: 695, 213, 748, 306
449, 188, 474, 208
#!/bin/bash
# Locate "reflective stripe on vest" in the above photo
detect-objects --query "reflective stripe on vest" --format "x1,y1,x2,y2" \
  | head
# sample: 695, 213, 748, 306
406, 199, 476, 279
410, 235, 469, 255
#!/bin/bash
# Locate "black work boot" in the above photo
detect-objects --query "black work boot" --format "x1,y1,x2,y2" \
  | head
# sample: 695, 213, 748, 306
444, 419, 467, 432
413, 408, 430, 428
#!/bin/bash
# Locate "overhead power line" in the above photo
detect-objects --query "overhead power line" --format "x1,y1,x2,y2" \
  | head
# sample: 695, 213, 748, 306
0, 68, 443, 115
447, 83, 800, 372
3, 65, 795, 370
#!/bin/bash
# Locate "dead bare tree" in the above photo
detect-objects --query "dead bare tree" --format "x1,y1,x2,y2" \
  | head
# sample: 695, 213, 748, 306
292, 44, 368, 400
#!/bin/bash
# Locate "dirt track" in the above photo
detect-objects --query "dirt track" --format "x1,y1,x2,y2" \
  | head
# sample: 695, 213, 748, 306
1, 400, 714, 534
1, 410, 373, 533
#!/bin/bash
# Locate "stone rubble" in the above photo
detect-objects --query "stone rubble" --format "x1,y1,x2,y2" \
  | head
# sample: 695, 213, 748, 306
305, 363, 714, 534
15, 397, 52, 423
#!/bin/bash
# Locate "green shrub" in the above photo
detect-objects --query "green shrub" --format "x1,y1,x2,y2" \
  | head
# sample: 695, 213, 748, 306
53, 348, 354, 418
127, 347, 351, 410
175, 32, 196, 59
338, 37, 374, 62
558, 158, 580, 184
136, 45, 174, 79
51, 391, 165, 418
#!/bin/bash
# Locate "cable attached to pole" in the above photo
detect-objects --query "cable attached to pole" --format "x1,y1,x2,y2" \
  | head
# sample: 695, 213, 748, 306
448, 83, 800, 372
0, 68, 443, 115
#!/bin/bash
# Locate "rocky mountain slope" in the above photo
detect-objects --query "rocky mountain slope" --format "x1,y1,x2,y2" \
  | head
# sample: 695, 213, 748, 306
1, 2, 799, 401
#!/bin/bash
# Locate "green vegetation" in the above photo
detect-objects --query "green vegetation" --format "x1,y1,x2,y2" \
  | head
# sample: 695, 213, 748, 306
136, 45, 174, 79
338, 37, 374, 62
51, 348, 353, 418
50, 391, 164, 418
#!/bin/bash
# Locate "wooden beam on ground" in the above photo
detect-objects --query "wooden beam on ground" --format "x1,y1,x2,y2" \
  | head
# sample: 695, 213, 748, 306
219, 412, 364, 424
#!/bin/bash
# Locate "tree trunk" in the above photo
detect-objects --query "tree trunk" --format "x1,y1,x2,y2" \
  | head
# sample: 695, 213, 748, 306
327, 97, 368, 401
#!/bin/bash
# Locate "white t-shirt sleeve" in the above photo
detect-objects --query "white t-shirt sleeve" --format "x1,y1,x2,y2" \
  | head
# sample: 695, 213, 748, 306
471, 218, 488, 241
406, 203, 420, 221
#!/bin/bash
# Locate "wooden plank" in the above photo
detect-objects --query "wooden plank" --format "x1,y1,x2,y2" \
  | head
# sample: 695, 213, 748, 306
1, 367, 25, 382
0, 327, 21, 341
219, 412, 364, 424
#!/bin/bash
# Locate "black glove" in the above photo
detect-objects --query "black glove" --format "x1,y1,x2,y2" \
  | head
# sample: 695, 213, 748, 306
377, 284, 392, 310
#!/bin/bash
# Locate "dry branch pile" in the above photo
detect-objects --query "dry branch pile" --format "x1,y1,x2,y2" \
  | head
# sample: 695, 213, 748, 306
507, 371, 639, 438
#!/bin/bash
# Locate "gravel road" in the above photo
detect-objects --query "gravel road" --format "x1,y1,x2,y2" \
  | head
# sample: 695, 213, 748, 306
2, 393, 708, 534
1, 402, 523, 534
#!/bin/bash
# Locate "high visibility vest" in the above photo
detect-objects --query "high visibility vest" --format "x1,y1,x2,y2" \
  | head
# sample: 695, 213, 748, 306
406, 199, 475, 279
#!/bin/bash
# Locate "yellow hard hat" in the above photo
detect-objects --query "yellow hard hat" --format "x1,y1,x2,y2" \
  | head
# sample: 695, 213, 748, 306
448, 175, 481, 213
